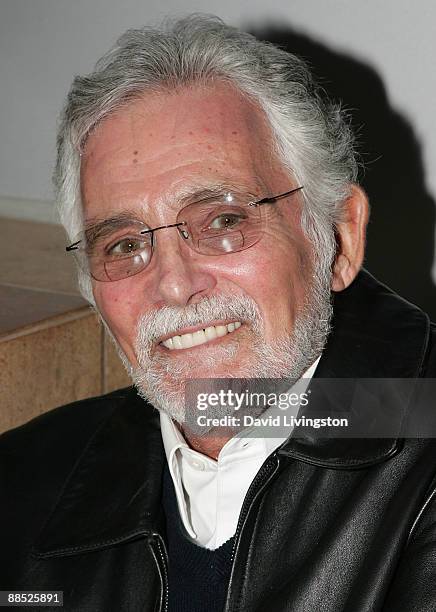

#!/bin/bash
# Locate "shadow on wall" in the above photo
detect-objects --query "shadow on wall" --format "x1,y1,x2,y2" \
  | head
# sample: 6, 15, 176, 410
251, 25, 436, 320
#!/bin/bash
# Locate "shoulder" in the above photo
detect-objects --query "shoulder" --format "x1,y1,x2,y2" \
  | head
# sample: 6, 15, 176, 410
0, 387, 137, 578
0, 387, 142, 498
0, 386, 134, 472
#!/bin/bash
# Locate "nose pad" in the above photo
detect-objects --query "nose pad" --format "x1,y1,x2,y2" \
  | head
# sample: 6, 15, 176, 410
177, 225, 190, 240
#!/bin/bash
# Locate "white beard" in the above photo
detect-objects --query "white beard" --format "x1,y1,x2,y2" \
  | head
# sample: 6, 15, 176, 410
114, 266, 333, 425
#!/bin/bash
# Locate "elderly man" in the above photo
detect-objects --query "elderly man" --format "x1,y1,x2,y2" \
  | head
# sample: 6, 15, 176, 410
1, 15, 436, 612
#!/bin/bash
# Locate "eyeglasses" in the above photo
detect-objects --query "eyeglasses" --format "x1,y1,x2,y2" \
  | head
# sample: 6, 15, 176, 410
66, 186, 303, 282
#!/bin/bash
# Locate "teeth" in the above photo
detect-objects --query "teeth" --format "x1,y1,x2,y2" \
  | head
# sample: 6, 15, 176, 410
161, 322, 242, 350
192, 330, 206, 346
181, 333, 194, 349
172, 336, 183, 350
216, 325, 227, 337
205, 326, 218, 341
164, 337, 173, 350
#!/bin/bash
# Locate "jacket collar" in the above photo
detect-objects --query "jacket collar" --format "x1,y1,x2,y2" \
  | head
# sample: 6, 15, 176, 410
280, 269, 430, 468
315, 269, 430, 379
34, 269, 430, 557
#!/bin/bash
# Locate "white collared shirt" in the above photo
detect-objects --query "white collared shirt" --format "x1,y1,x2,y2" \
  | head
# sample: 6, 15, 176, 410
160, 358, 320, 550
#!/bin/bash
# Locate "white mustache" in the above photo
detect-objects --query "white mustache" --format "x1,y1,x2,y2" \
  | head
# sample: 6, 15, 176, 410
135, 294, 262, 352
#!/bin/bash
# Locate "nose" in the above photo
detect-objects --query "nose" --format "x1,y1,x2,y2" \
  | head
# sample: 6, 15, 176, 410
148, 227, 217, 306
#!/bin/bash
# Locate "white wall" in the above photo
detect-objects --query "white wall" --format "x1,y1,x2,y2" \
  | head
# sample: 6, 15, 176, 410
1, 0, 435, 275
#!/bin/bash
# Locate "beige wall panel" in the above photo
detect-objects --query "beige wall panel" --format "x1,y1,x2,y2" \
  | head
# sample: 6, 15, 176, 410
103, 332, 132, 394
0, 313, 102, 433
0, 217, 80, 295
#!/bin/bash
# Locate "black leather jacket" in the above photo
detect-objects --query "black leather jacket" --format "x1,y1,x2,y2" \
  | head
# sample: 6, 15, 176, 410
1, 270, 436, 611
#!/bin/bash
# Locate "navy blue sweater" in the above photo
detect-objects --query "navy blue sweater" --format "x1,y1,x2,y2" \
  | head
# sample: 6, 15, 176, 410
162, 465, 235, 612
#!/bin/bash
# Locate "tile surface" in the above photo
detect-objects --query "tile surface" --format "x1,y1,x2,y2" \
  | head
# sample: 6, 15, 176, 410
0, 312, 102, 433
0, 285, 85, 336
103, 332, 132, 394
0, 216, 80, 295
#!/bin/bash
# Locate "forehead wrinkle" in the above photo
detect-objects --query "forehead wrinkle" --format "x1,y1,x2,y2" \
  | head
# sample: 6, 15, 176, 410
159, 178, 268, 213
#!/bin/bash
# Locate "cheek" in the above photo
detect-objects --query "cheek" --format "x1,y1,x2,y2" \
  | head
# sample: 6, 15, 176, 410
253, 221, 313, 285
243, 228, 313, 329
93, 282, 142, 351
209, 231, 312, 324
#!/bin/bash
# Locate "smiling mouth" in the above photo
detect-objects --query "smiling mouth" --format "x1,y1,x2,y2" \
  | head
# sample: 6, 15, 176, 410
160, 321, 242, 350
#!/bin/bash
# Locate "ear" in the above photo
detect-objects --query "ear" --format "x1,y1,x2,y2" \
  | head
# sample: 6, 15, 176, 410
331, 184, 369, 292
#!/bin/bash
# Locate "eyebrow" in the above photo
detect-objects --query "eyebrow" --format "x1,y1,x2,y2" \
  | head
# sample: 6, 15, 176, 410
83, 181, 263, 244
84, 211, 144, 247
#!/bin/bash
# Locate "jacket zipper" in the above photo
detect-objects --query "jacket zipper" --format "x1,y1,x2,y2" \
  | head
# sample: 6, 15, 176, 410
224, 452, 281, 612
148, 533, 169, 612
149, 453, 282, 612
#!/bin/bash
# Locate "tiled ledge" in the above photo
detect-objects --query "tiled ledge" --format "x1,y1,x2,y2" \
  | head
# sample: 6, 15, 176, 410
0, 216, 130, 434
0, 285, 86, 338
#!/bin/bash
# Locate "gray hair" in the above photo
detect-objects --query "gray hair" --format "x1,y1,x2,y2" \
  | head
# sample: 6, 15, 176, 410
54, 14, 358, 302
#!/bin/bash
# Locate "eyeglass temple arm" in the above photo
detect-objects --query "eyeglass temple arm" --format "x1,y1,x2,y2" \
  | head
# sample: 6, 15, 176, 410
66, 241, 81, 252
253, 185, 304, 206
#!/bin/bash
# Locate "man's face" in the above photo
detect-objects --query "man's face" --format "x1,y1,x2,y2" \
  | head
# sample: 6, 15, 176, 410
81, 84, 330, 418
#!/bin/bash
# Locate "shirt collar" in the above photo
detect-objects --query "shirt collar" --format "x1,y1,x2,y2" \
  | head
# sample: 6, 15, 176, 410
160, 355, 321, 463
